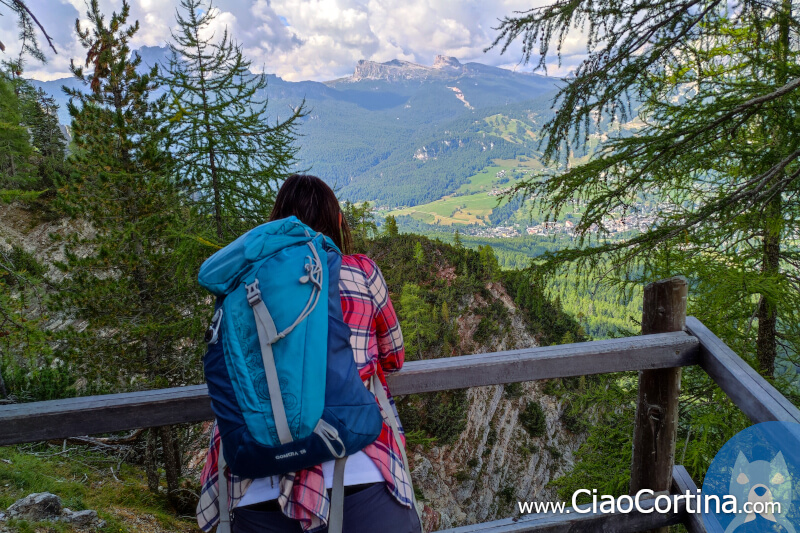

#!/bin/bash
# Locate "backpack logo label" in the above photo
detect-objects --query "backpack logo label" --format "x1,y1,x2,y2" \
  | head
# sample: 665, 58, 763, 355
275, 450, 306, 460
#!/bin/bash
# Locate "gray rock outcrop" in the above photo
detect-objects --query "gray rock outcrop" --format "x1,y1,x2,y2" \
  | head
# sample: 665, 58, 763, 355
1, 492, 106, 529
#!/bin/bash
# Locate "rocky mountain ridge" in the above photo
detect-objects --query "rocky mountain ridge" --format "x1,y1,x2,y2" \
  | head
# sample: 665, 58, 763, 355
345, 55, 465, 82
330, 54, 543, 85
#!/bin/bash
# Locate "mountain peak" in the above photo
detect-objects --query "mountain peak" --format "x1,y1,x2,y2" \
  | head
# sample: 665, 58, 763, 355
349, 56, 464, 82
433, 55, 461, 70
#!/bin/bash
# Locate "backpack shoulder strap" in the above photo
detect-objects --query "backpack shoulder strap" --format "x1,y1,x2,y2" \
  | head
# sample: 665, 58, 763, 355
217, 441, 231, 533
327, 457, 348, 533
370, 374, 418, 513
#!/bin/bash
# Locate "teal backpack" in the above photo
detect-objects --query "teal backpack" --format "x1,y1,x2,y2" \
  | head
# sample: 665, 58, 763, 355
199, 216, 387, 532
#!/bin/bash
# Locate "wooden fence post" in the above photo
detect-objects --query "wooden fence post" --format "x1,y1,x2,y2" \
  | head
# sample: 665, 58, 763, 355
630, 276, 687, 531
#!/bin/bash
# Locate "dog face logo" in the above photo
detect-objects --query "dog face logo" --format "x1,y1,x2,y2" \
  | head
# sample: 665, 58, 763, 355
703, 421, 800, 533
724, 451, 794, 533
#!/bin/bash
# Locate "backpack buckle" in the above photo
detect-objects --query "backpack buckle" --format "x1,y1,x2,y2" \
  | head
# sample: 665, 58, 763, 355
245, 280, 262, 307
204, 308, 223, 345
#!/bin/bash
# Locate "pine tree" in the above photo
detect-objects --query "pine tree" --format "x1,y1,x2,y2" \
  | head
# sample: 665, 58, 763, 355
453, 228, 463, 248
478, 245, 499, 281
163, 0, 304, 242
398, 283, 436, 360
56, 0, 204, 508
384, 214, 399, 237
13, 80, 69, 203
413, 241, 424, 264
0, 70, 35, 201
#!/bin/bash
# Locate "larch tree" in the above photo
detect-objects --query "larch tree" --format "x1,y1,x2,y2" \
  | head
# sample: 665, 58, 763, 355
0, 0, 57, 62
493, 0, 800, 379
56, 0, 205, 508
163, 0, 305, 243
491, 0, 800, 487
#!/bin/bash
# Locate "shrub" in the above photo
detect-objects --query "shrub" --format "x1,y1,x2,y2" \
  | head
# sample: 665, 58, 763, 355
473, 316, 499, 345
520, 401, 546, 437
503, 381, 523, 399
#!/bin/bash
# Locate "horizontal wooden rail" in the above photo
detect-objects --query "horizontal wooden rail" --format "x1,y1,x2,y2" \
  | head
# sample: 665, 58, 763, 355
686, 317, 800, 424
389, 332, 699, 395
0, 331, 700, 446
435, 490, 687, 532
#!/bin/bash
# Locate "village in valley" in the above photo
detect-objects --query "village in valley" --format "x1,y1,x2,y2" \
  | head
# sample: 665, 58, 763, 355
382, 161, 666, 240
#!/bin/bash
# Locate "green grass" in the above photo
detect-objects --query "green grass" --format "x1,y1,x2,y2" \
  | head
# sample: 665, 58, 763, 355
482, 114, 538, 144
389, 191, 509, 225
0, 445, 196, 532
385, 158, 543, 225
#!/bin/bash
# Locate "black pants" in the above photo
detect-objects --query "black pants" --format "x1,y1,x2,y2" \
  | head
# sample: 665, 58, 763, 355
231, 483, 422, 533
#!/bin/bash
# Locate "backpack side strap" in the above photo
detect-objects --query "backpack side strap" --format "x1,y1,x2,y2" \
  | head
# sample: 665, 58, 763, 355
245, 279, 294, 445
217, 440, 232, 533
370, 374, 418, 514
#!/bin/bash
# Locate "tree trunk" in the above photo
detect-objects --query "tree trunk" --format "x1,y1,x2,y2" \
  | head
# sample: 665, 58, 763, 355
0, 368, 7, 399
159, 425, 182, 505
757, 0, 791, 378
756, 221, 779, 378
145, 427, 159, 492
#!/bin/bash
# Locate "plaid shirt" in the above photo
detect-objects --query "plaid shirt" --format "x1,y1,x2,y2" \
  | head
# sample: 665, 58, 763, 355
197, 254, 411, 532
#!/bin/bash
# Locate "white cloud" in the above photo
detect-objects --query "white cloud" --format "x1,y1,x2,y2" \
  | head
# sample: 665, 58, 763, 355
4, 0, 589, 81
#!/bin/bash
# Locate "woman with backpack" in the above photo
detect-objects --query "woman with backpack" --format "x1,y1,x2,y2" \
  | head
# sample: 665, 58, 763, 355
196, 174, 422, 533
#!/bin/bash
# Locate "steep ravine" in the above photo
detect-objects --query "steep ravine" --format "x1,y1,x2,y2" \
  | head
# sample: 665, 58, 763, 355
408, 283, 585, 531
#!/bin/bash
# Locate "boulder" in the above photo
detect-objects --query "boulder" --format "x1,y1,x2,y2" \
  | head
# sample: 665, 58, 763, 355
5, 492, 61, 521
3, 493, 106, 529
62, 508, 105, 528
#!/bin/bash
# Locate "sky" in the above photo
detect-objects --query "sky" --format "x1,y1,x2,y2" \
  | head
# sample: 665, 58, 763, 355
1, 0, 588, 82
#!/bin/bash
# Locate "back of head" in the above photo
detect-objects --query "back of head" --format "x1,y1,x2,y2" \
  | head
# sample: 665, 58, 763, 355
270, 174, 353, 254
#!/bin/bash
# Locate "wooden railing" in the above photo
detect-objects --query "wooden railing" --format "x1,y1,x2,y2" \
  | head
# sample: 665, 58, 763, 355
2, 277, 799, 533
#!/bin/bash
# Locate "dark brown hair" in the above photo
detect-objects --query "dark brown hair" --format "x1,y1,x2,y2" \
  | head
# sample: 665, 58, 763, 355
270, 174, 353, 254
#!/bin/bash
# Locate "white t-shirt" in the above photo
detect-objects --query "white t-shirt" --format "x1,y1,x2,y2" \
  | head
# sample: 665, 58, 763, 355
237, 451, 384, 506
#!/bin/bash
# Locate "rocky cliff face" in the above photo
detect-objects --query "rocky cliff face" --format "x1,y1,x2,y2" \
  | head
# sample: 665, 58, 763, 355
433, 55, 462, 70
347, 55, 463, 82
408, 283, 585, 531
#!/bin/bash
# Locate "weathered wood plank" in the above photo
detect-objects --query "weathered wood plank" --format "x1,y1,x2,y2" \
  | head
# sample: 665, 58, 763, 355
0, 332, 699, 446
387, 332, 699, 396
686, 317, 800, 424
433, 494, 685, 532
0, 385, 213, 446
631, 276, 687, 533
671, 465, 709, 533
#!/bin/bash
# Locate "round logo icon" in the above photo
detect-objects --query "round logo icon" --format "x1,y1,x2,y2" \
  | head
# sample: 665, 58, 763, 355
702, 421, 800, 532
